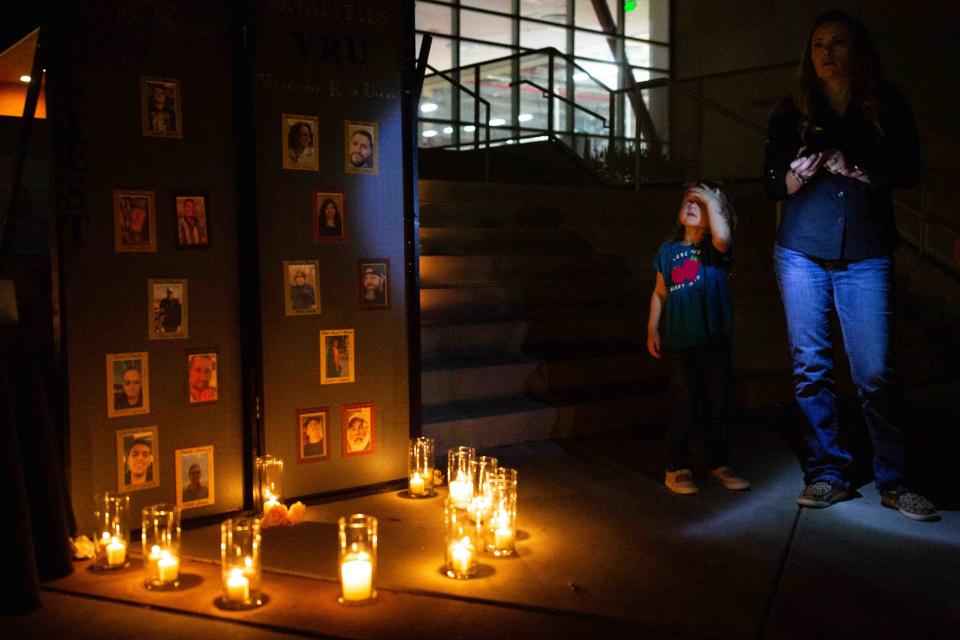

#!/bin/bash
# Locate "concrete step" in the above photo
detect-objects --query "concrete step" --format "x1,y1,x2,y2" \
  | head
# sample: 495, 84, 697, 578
419, 202, 563, 229
420, 227, 593, 255
420, 278, 647, 320
420, 253, 640, 285
422, 347, 657, 406
421, 385, 672, 452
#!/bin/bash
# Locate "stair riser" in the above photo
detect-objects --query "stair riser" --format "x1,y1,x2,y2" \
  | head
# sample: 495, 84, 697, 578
422, 352, 660, 406
420, 254, 639, 285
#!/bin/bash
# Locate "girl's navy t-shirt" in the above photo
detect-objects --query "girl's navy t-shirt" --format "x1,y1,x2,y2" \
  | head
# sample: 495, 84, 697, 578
653, 240, 733, 351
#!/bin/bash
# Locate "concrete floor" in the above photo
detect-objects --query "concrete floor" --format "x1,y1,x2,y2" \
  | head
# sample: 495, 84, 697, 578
4, 388, 959, 639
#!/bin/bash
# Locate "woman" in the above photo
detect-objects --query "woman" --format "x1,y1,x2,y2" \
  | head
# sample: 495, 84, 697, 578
316, 198, 342, 237
764, 10, 936, 521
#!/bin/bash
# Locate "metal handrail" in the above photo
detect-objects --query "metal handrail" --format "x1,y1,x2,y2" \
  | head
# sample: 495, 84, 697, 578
509, 79, 609, 129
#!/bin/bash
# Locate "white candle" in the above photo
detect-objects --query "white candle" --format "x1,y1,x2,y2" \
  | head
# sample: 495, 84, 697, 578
225, 568, 250, 603
157, 551, 180, 583
106, 537, 127, 567
495, 526, 514, 549
340, 552, 373, 601
146, 544, 161, 577
450, 538, 474, 574
448, 479, 471, 506
409, 472, 425, 496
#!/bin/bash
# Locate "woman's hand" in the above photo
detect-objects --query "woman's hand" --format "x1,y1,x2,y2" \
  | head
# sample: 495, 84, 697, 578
790, 150, 824, 182
824, 149, 871, 184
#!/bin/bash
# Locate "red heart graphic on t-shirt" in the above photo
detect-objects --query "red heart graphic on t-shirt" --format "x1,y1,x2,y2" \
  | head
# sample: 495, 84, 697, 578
670, 257, 700, 284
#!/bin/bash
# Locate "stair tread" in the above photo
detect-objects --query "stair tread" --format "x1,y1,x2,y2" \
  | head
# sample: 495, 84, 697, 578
422, 382, 667, 424
422, 341, 649, 371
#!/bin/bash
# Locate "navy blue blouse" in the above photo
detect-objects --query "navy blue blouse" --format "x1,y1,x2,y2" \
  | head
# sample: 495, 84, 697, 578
763, 85, 920, 260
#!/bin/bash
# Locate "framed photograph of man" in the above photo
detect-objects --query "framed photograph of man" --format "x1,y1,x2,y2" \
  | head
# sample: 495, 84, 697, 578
344, 121, 378, 175
187, 350, 218, 405
312, 189, 346, 243
148, 279, 188, 340
106, 352, 150, 418
320, 329, 355, 385
283, 261, 321, 316
117, 426, 159, 493
342, 403, 375, 457
141, 76, 182, 139
174, 194, 209, 248
297, 408, 330, 463
282, 113, 319, 171
358, 259, 389, 309
113, 189, 156, 253
175, 445, 215, 509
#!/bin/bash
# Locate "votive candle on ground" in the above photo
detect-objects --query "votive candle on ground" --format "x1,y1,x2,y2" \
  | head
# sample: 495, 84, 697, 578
340, 551, 374, 602
409, 472, 425, 496
225, 568, 250, 603
106, 537, 127, 567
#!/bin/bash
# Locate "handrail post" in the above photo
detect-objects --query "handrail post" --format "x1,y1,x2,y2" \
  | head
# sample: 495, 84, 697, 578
547, 50, 555, 141
634, 89, 641, 189
608, 91, 615, 171
474, 65, 481, 150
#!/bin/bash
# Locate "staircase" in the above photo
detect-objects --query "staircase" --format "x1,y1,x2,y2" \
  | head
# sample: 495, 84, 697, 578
417, 179, 789, 451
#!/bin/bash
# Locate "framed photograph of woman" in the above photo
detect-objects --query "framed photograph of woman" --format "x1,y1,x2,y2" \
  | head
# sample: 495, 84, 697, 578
117, 426, 159, 493
358, 259, 389, 309
141, 76, 182, 139
320, 329, 355, 385
106, 352, 150, 418
174, 194, 209, 248
342, 403, 375, 458
175, 445, 215, 509
297, 408, 330, 463
312, 189, 346, 242
344, 120, 378, 175
283, 261, 321, 316
148, 279, 188, 339
282, 113, 319, 171
187, 350, 218, 405
114, 189, 156, 253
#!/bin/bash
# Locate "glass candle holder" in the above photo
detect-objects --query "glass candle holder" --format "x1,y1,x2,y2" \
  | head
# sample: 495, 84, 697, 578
444, 499, 479, 579
485, 468, 518, 557
408, 437, 435, 498
338, 514, 377, 605
93, 492, 130, 571
220, 516, 262, 609
254, 455, 284, 513
447, 446, 476, 509
142, 504, 181, 590
470, 455, 498, 517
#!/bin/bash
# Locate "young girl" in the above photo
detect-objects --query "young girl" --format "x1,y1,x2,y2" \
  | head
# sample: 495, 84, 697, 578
647, 183, 749, 495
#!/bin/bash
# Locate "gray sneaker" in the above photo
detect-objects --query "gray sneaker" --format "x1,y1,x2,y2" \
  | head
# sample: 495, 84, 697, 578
796, 480, 849, 508
881, 487, 939, 522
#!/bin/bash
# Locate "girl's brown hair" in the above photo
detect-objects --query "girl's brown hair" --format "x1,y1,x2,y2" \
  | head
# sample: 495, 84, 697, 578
670, 182, 736, 242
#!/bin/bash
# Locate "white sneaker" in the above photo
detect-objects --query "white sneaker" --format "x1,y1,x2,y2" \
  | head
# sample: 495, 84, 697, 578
709, 466, 751, 491
665, 469, 699, 495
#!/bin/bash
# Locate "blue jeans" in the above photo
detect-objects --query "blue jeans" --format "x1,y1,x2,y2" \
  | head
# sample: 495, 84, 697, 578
773, 243, 907, 491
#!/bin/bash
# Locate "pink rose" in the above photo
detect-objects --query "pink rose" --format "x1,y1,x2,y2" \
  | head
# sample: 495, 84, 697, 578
286, 501, 306, 525
261, 502, 288, 528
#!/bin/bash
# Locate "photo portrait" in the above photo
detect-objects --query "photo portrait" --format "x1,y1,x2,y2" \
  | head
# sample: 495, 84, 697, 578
106, 352, 150, 418
320, 329, 355, 385
282, 113, 319, 171
283, 261, 321, 316
297, 408, 330, 463
117, 426, 159, 493
175, 445, 214, 509
187, 351, 218, 404
175, 195, 209, 247
148, 279, 189, 340
141, 76, 182, 139
358, 260, 389, 309
113, 189, 156, 253
344, 121, 378, 175
342, 403, 375, 457
312, 190, 346, 243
